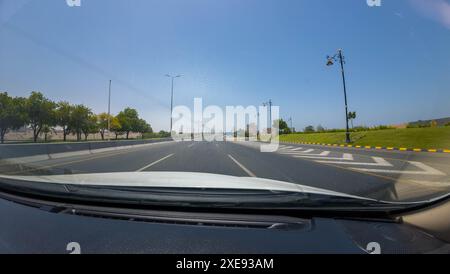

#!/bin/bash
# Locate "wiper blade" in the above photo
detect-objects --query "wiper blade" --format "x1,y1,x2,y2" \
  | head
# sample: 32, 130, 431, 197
0, 177, 415, 214
60, 184, 400, 210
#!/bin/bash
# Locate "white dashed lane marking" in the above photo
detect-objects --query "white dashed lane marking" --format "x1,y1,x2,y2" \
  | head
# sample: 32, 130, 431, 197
228, 154, 256, 177
136, 154, 175, 172
294, 153, 354, 161
282, 149, 315, 154
352, 161, 446, 176
276, 146, 446, 177
316, 157, 392, 167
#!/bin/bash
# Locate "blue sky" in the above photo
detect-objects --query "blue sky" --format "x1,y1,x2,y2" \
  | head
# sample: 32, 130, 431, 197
1, 0, 449, 131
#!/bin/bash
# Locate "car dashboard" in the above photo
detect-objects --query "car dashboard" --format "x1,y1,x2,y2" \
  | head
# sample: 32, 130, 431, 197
1, 193, 449, 254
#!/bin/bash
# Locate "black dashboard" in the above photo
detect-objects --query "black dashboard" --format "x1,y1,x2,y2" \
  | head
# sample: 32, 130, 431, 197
1, 194, 449, 254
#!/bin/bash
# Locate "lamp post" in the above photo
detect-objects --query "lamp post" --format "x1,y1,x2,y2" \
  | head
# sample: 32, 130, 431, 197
262, 99, 273, 132
165, 74, 182, 133
257, 110, 260, 140
288, 117, 293, 133
107, 80, 111, 141
327, 49, 351, 143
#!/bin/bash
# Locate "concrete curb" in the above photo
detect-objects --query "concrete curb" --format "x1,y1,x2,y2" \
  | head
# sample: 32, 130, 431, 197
281, 142, 450, 154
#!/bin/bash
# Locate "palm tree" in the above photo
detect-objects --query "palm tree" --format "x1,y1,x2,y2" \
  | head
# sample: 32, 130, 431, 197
348, 112, 357, 130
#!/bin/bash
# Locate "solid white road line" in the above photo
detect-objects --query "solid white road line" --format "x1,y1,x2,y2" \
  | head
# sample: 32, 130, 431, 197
188, 143, 195, 148
352, 161, 445, 176
294, 153, 354, 161
315, 157, 392, 167
136, 154, 175, 172
228, 154, 256, 177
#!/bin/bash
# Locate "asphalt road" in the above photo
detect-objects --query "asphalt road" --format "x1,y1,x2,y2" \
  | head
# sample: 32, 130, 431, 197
1, 140, 450, 202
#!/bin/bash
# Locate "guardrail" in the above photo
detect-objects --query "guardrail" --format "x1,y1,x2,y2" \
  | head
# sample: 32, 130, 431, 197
0, 138, 173, 161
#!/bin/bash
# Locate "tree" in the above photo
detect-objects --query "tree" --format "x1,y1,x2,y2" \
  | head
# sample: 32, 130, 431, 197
135, 119, 152, 137
81, 114, 99, 141
146, 123, 153, 134
69, 104, 92, 141
97, 112, 115, 140
0, 92, 27, 144
25, 92, 56, 142
304, 125, 315, 133
158, 130, 171, 138
41, 124, 56, 142
348, 112, 357, 129
56, 101, 73, 141
275, 119, 291, 135
116, 108, 140, 139
316, 125, 325, 132
110, 116, 123, 140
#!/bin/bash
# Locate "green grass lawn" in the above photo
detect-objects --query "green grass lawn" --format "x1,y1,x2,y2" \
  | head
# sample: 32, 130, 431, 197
279, 127, 450, 150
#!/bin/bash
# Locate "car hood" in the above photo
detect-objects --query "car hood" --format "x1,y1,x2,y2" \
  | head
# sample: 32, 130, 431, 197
0, 172, 375, 201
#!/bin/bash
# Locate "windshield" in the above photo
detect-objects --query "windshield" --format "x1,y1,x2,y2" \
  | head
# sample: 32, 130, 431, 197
0, 0, 449, 209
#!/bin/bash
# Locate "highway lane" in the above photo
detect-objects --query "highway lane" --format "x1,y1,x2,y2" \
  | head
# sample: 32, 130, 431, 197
1, 140, 449, 202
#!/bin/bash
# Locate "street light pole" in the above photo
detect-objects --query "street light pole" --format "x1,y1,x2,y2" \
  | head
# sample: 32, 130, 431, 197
338, 49, 351, 144
263, 100, 273, 131
166, 74, 181, 133
288, 117, 293, 133
257, 110, 260, 140
327, 49, 351, 143
170, 77, 174, 133
269, 100, 272, 126
107, 80, 111, 141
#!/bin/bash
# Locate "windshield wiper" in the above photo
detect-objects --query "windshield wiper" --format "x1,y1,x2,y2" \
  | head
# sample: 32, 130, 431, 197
0, 177, 409, 213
